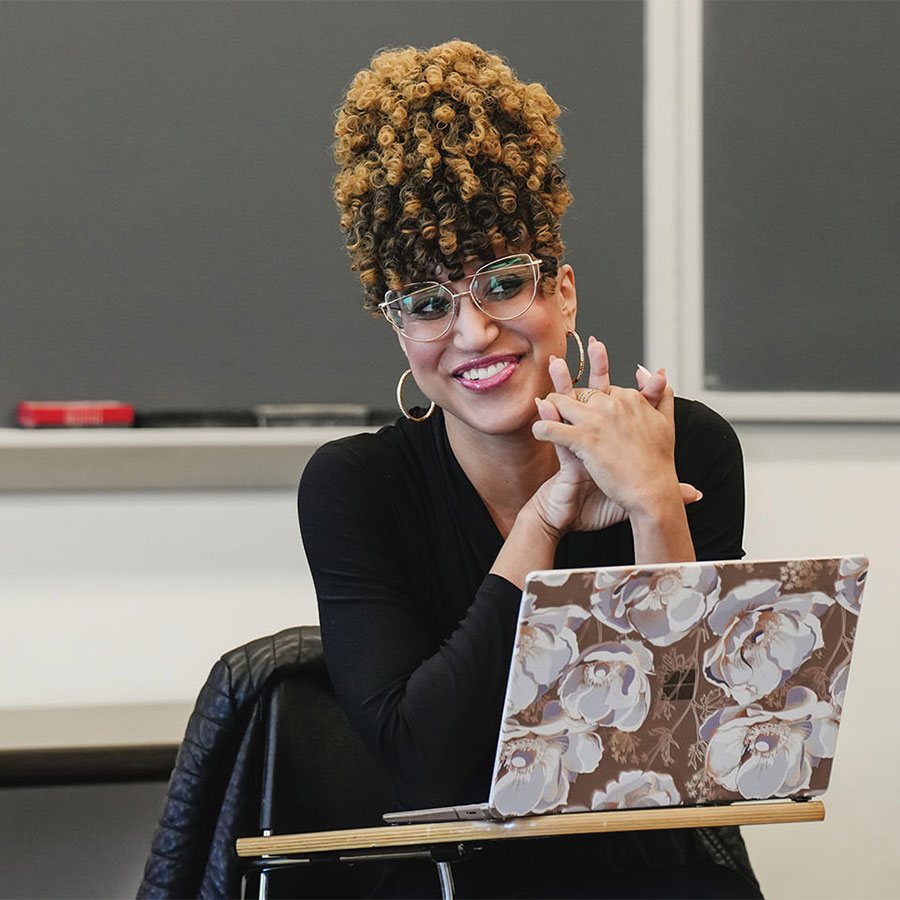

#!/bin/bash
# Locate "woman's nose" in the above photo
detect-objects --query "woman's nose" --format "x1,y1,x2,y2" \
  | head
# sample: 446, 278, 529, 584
451, 292, 499, 350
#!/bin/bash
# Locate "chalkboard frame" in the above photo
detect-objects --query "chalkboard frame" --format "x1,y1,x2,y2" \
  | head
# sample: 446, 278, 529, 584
645, 0, 900, 423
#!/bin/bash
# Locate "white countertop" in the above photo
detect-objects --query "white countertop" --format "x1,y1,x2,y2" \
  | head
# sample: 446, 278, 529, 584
0, 425, 375, 490
0, 702, 193, 751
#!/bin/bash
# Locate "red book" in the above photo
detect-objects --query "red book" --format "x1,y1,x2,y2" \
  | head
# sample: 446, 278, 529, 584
17, 401, 135, 428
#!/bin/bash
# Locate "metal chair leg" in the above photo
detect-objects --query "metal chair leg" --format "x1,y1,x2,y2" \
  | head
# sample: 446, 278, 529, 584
256, 827, 273, 900
435, 860, 455, 900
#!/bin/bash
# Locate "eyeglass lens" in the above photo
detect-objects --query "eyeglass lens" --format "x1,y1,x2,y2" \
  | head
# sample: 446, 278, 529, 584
384, 254, 538, 341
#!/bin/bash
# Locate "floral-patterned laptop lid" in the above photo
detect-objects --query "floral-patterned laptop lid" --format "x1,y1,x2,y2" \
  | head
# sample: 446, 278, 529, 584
488, 555, 868, 818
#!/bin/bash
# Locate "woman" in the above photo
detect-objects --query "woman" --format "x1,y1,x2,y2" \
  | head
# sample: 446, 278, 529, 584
299, 41, 760, 898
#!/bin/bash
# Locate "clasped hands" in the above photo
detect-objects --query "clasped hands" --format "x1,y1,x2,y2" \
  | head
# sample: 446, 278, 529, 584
528, 337, 701, 536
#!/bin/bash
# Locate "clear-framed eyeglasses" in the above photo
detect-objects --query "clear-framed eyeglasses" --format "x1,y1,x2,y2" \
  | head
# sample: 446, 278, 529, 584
379, 253, 543, 342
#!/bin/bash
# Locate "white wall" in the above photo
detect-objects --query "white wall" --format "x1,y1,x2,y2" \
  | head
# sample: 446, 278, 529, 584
734, 423, 899, 900
1, 422, 898, 897
1, 489, 315, 709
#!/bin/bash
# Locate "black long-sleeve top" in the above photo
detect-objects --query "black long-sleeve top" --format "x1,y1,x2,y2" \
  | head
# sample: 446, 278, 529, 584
298, 398, 759, 898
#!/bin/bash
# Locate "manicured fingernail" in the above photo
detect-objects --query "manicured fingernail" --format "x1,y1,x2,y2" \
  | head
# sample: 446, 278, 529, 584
589, 335, 596, 344
636, 364, 652, 377
549, 354, 557, 363
693, 489, 704, 502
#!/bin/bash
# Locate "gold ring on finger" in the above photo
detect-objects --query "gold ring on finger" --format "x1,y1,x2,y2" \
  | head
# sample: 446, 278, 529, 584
577, 388, 603, 404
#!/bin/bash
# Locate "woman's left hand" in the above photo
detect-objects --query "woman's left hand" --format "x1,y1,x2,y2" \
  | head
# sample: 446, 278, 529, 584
532, 338, 700, 532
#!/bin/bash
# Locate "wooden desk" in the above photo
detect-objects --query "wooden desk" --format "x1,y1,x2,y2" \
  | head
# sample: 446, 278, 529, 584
237, 801, 824, 858
237, 802, 823, 899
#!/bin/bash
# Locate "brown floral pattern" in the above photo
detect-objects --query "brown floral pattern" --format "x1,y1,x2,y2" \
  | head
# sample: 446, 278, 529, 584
590, 770, 682, 810
835, 556, 866, 615
700, 687, 838, 799
558, 641, 654, 732
507, 602, 590, 715
492, 728, 604, 817
703, 580, 833, 705
493, 556, 868, 815
590, 565, 721, 647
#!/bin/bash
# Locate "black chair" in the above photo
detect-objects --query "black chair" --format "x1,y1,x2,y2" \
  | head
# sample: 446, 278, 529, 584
242, 637, 394, 899
140, 626, 459, 899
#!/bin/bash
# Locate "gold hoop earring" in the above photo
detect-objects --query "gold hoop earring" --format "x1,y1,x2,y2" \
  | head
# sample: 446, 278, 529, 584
396, 368, 435, 422
567, 330, 585, 384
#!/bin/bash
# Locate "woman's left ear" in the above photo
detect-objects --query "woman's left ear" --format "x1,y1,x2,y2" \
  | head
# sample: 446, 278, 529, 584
556, 263, 578, 330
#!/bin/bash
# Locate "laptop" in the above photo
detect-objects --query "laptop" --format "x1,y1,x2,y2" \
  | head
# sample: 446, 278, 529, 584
384, 555, 868, 823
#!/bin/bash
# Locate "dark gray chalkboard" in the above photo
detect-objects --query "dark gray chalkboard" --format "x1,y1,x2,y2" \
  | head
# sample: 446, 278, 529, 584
704, 0, 900, 394
0, 0, 643, 418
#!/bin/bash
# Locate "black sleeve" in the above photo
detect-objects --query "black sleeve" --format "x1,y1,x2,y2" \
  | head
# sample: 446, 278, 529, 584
674, 398, 746, 562
298, 438, 521, 809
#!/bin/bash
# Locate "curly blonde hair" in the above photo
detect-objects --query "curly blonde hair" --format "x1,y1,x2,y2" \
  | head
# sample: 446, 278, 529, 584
333, 40, 573, 313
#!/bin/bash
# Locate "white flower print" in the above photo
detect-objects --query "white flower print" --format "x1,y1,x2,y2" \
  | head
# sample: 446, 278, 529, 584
558, 640, 654, 732
591, 566, 720, 647
506, 604, 590, 715
700, 686, 838, 800
530, 570, 574, 588
703, 579, 832, 704
830, 661, 849, 715
590, 770, 682, 810
493, 729, 604, 817
834, 556, 866, 615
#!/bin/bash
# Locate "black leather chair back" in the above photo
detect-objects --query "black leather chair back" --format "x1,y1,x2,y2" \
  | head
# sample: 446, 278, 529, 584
251, 641, 393, 898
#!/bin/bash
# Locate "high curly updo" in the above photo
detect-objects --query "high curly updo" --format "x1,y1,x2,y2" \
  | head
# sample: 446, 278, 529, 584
333, 40, 573, 314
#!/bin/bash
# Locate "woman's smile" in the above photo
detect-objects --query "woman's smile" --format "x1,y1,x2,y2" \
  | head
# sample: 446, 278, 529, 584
452, 354, 521, 391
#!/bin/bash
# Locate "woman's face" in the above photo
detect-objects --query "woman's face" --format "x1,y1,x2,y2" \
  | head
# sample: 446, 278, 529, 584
396, 257, 578, 440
